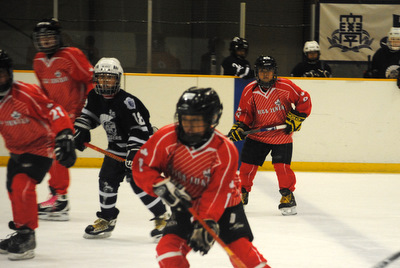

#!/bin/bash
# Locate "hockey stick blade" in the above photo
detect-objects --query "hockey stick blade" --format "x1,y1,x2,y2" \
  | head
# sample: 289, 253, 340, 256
373, 251, 400, 268
84, 143, 125, 162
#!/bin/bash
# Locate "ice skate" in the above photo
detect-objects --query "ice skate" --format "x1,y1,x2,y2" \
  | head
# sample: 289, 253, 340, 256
150, 213, 168, 242
278, 188, 297, 216
38, 193, 69, 221
241, 187, 249, 205
0, 222, 36, 260
83, 211, 118, 239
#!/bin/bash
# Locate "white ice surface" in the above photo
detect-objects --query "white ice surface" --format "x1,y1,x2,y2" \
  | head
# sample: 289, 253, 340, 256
1, 168, 400, 268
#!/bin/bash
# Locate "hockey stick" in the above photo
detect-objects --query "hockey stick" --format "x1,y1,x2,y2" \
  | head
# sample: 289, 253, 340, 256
84, 142, 125, 162
243, 124, 286, 135
187, 207, 247, 268
373, 251, 400, 268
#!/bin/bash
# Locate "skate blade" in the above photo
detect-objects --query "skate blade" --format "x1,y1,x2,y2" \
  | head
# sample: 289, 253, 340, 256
280, 206, 297, 216
39, 212, 69, 221
83, 232, 112, 239
8, 249, 35, 260
0, 248, 8, 254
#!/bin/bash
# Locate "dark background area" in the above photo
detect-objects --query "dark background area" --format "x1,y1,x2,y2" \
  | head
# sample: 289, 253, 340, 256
0, 0, 396, 77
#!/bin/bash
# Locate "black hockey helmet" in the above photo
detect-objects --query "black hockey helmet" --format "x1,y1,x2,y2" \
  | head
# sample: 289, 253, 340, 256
254, 55, 278, 89
33, 18, 62, 54
0, 50, 13, 98
229, 37, 249, 58
175, 87, 223, 147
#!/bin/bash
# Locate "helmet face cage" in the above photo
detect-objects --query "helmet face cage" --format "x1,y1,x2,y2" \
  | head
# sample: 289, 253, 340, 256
0, 50, 13, 97
33, 19, 62, 54
94, 58, 123, 98
254, 56, 278, 89
388, 27, 400, 51
230, 37, 249, 57
175, 87, 223, 146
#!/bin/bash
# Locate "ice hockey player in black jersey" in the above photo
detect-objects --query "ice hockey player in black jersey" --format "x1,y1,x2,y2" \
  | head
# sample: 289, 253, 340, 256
364, 27, 400, 89
291, 41, 332, 78
73, 57, 168, 241
221, 36, 255, 79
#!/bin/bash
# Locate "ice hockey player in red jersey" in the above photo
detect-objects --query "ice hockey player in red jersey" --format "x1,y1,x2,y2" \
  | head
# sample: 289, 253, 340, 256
132, 87, 270, 268
32, 18, 93, 221
0, 50, 76, 260
228, 55, 312, 216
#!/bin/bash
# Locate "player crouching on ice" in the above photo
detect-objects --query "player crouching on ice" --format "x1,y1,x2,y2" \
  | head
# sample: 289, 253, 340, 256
132, 87, 271, 267
73, 57, 168, 241
0, 50, 76, 260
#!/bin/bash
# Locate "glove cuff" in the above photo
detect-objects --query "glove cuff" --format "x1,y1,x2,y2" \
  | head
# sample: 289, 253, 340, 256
236, 122, 250, 131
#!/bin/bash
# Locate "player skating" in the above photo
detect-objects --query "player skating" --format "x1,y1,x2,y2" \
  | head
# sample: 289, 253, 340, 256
132, 87, 270, 267
32, 18, 94, 221
228, 55, 312, 216
0, 50, 76, 260
73, 57, 168, 240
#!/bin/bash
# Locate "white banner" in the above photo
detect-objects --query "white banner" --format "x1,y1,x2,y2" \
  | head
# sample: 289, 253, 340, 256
319, 3, 400, 62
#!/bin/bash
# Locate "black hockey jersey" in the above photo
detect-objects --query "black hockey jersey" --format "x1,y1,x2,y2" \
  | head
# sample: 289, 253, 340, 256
221, 54, 255, 79
291, 61, 332, 77
74, 89, 153, 158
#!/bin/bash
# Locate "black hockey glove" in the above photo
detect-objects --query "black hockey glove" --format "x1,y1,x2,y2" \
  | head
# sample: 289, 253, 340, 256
285, 109, 307, 134
125, 148, 137, 171
188, 220, 219, 256
397, 71, 400, 89
55, 129, 77, 168
153, 178, 192, 208
228, 122, 250, 142
73, 126, 91, 152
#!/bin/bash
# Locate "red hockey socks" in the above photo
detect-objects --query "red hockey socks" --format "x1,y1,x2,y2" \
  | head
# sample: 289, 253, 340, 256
156, 234, 191, 268
273, 163, 296, 192
48, 160, 70, 195
8, 173, 38, 230
239, 162, 258, 192
228, 237, 270, 268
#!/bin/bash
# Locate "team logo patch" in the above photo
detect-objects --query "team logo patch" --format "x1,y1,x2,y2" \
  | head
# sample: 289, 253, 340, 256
124, 97, 136, 110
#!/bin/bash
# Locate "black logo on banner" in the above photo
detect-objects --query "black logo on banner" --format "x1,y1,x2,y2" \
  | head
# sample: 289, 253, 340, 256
327, 13, 374, 52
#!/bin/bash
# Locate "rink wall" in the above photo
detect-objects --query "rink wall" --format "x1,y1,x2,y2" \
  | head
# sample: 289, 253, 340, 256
1, 71, 399, 173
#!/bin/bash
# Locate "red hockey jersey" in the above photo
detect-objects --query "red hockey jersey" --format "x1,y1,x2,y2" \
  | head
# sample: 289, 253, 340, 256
33, 47, 93, 122
236, 78, 312, 144
132, 124, 242, 222
0, 81, 73, 158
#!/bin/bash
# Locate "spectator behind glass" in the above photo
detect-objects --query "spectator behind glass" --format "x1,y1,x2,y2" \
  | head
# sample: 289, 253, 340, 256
291, 41, 332, 78
364, 27, 400, 89
221, 37, 255, 79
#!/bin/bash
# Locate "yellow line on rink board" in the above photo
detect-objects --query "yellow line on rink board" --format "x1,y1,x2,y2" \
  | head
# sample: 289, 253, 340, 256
0, 157, 399, 173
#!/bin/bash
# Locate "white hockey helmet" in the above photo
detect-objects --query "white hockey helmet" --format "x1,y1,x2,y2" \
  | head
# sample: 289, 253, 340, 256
303, 41, 320, 54
388, 27, 400, 51
94, 57, 124, 98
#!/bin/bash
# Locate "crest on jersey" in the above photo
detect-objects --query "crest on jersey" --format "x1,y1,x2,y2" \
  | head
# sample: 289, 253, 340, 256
124, 97, 136, 110
11, 111, 21, 119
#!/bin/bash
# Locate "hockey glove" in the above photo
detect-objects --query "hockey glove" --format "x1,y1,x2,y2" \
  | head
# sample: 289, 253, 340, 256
285, 109, 307, 134
397, 72, 400, 89
153, 178, 192, 208
55, 129, 77, 168
125, 149, 137, 171
188, 220, 219, 255
228, 122, 250, 142
73, 126, 91, 151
